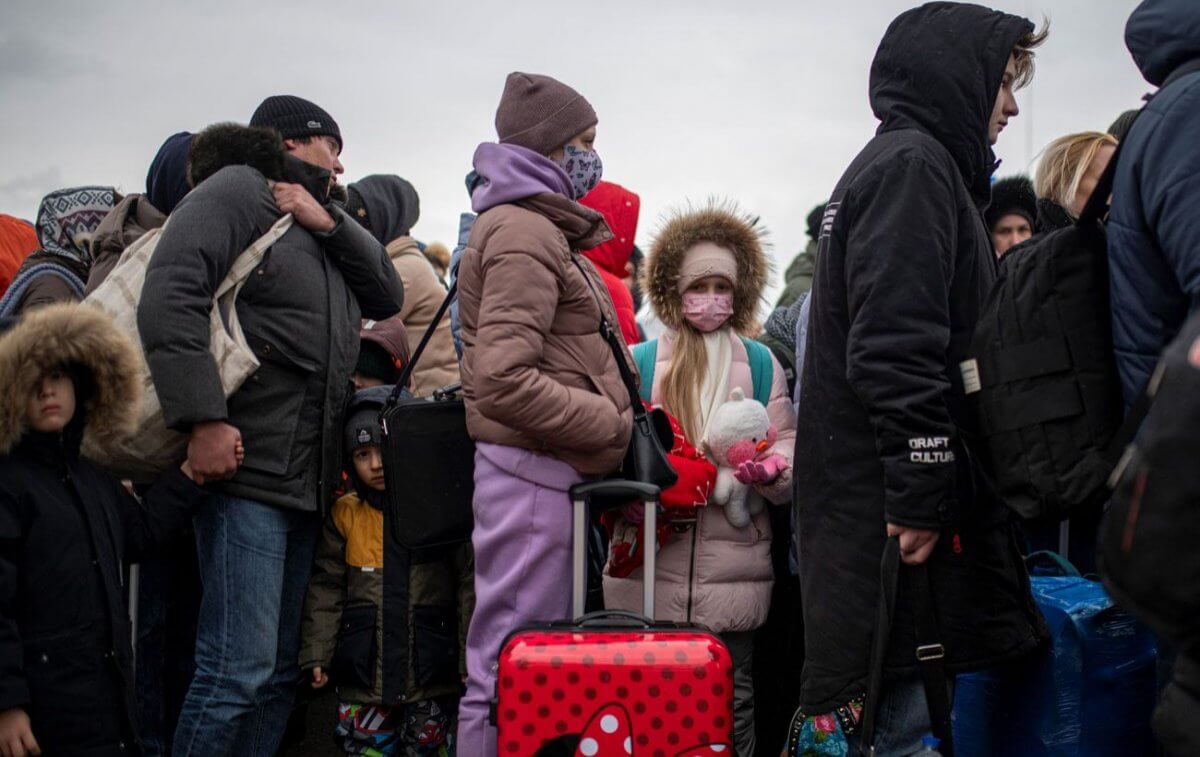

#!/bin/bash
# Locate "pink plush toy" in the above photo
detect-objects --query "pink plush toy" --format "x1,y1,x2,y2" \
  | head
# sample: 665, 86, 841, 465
701, 388, 788, 528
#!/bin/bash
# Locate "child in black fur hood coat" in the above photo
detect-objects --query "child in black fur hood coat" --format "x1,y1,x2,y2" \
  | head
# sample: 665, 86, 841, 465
0, 304, 210, 756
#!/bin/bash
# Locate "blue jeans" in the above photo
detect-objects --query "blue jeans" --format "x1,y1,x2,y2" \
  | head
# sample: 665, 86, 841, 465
872, 675, 955, 756
172, 495, 319, 756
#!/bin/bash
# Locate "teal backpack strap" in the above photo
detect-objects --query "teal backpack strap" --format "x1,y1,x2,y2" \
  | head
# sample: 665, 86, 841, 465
631, 339, 659, 404
741, 337, 775, 406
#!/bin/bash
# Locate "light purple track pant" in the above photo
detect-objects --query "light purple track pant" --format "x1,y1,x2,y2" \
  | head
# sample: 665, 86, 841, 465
455, 442, 582, 756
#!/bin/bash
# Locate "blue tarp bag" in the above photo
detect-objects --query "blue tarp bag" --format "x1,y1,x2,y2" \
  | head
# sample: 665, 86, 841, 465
951, 552, 1157, 755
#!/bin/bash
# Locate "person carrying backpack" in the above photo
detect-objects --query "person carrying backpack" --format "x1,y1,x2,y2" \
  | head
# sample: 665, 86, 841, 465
602, 203, 795, 756
1102, 0, 1200, 752
137, 97, 404, 757
1108, 0, 1200, 410
794, 4, 1049, 753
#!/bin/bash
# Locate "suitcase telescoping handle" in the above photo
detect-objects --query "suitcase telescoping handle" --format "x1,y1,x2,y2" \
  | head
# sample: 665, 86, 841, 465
569, 481, 661, 620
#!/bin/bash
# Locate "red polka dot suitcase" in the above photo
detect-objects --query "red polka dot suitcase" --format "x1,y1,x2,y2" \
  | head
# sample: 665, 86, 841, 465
491, 481, 735, 755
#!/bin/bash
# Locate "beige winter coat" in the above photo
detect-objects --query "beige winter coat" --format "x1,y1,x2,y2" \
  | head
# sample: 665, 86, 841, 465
387, 236, 459, 397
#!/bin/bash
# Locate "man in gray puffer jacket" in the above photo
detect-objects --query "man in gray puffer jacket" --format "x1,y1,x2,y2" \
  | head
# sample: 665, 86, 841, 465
138, 95, 403, 757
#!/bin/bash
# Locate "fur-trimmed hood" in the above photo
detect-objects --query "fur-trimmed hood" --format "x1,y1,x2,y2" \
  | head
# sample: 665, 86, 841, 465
186, 122, 334, 203
0, 303, 141, 455
641, 203, 771, 333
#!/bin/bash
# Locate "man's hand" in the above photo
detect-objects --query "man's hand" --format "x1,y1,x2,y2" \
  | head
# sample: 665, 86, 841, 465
273, 182, 335, 233
887, 523, 940, 566
0, 708, 40, 757
187, 421, 242, 486
310, 667, 329, 689
181, 439, 239, 482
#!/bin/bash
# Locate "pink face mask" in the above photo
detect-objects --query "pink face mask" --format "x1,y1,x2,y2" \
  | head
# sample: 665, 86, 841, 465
681, 292, 734, 333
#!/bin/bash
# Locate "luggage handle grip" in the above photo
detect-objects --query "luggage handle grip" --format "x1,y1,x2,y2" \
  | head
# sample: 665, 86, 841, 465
570, 480, 661, 503
573, 610, 655, 628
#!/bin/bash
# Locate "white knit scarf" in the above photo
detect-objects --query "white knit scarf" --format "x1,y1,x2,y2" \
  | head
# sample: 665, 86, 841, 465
695, 329, 733, 442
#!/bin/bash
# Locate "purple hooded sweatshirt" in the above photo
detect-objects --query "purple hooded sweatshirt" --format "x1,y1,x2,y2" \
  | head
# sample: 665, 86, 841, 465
470, 142, 573, 213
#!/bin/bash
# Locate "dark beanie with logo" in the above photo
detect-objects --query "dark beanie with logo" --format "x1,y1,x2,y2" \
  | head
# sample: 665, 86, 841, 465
343, 385, 392, 454
494, 72, 597, 156
250, 95, 343, 151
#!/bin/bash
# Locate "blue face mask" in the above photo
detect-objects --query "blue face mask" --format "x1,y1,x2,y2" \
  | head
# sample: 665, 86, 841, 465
558, 145, 603, 200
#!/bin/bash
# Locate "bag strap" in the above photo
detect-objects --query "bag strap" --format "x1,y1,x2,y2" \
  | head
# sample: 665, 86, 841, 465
858, 537, 954, 756
390, 280, 456, 403
632, 340, 658, 404
1077, 136, 1128, 226
908, 563, 954, 755
215, 214, 294, 301
570, 257, 647, 419
741, 337, 775, 406
857, 537, 899, 754
1025, 550, 1081, 578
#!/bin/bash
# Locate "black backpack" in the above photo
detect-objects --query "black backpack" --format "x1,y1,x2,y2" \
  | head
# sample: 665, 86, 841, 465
1100, 311, 1200, 652
964, 63, 1200, 522
961, 159, 1126, 520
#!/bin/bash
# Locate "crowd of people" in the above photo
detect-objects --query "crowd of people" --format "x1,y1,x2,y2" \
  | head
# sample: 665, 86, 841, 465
0, 0, 1197, 755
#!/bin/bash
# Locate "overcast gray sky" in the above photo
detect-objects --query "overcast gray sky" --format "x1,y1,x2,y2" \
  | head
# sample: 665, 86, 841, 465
1, 0, 1149, 298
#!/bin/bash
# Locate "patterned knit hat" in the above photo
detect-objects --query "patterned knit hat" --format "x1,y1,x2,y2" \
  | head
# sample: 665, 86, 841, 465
495, 72, 597, 156
250, 95, 342, 151
35, 186, 118, 265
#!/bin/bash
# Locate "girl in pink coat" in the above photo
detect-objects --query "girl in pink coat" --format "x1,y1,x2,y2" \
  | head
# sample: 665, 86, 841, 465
604, 203, 796, 756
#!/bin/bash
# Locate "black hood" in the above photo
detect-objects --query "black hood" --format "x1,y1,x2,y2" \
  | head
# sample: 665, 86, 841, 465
186, 122, 333, 204
870, 2, 1033, 203
347, 174, 420, 246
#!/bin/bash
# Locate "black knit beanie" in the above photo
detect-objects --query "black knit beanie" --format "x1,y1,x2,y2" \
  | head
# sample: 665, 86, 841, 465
354, 342, 397, 385
986, 175, 1037, 231
250, 95, 342, 151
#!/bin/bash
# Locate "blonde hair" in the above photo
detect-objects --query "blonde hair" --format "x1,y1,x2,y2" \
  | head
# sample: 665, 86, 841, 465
1035, 131, 1118, 218
661, 326, 709, 443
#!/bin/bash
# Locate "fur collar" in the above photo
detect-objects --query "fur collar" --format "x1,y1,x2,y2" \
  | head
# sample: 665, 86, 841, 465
187, 122, 334, 203
0, 304, 141, 455
187, 122, 287, 188
642, 202, 771, 333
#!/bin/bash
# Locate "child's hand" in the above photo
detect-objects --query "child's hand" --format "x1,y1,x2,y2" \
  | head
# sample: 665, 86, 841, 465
0, 707, 40, 756
310, 666, 329, 689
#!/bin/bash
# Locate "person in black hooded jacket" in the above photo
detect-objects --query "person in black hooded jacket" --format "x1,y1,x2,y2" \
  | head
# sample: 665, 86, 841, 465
794, 3, 1049, 752
0, 304, 208, 756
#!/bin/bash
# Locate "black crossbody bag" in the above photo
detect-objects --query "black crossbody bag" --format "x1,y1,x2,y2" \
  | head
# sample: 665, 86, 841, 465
570, 257, 678, 501
380, 282, 475, 549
